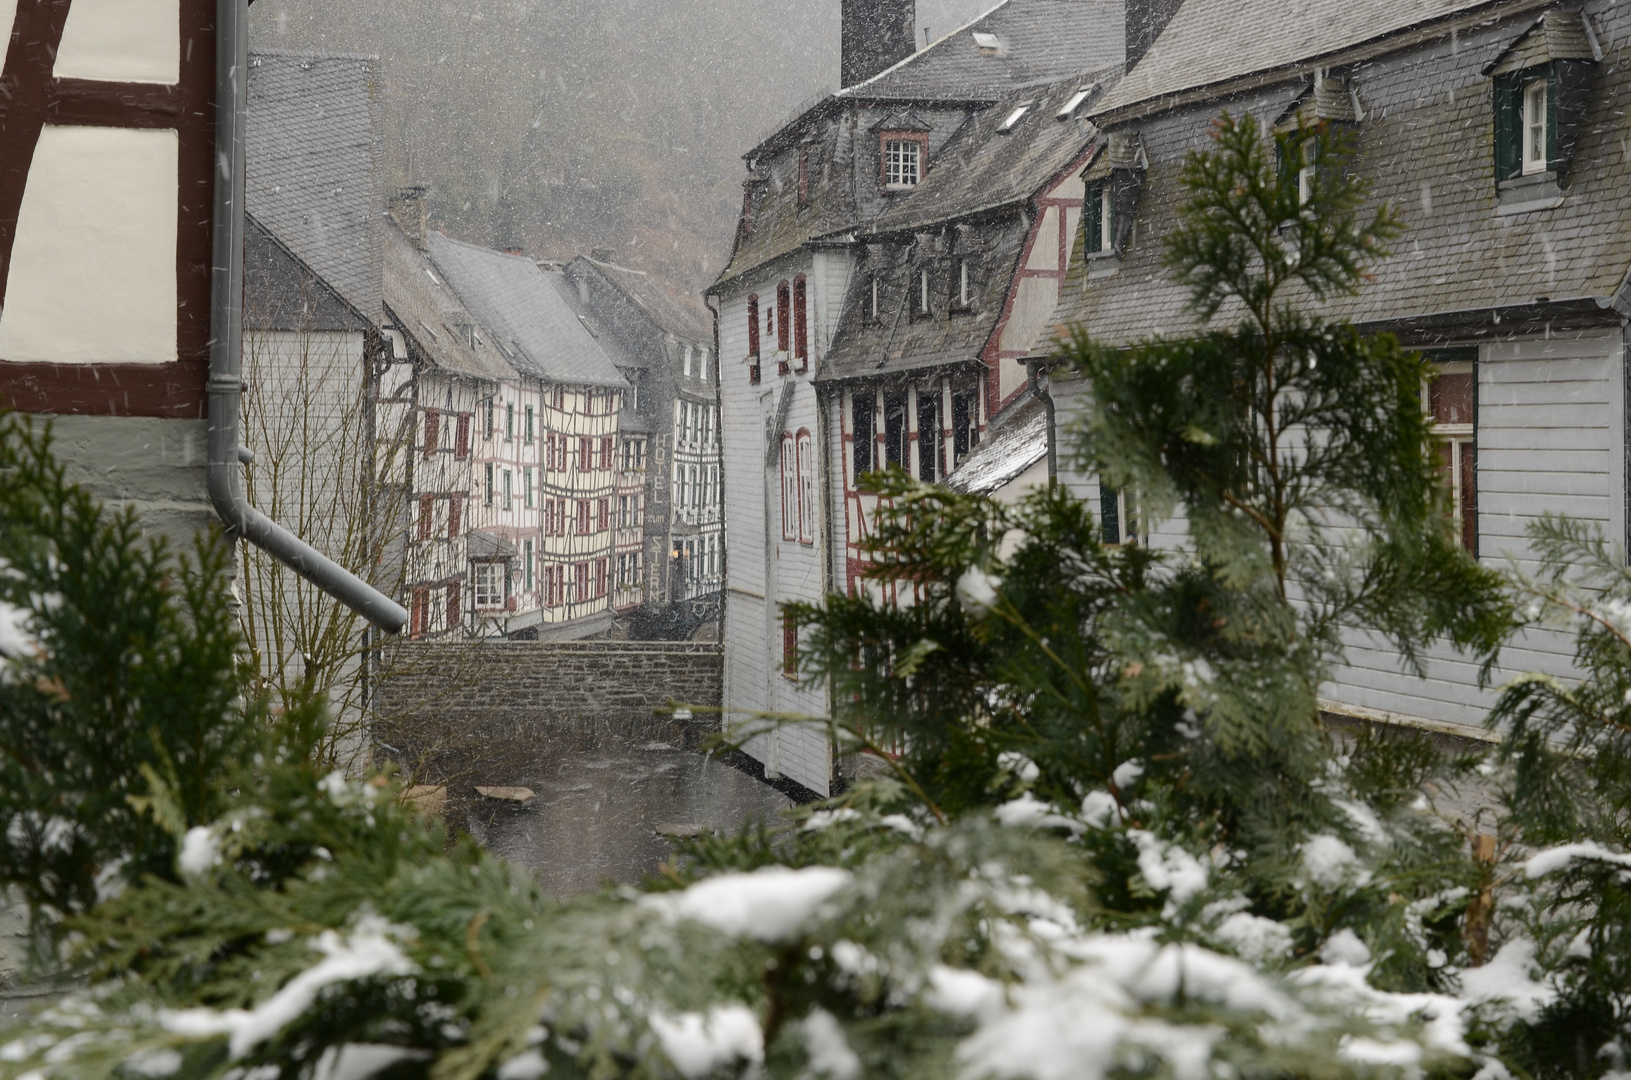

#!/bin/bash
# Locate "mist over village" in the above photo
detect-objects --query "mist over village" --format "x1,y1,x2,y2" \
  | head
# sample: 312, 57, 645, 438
4, 0, 1631, 1076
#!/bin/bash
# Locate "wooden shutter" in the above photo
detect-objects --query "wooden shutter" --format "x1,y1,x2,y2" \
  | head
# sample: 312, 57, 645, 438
777, 282, 791, 352
1084, 182, 1103, 253
748, 294, 760, 357
417, 495, 434, 540
446, 581, 461, 629
793, 276, 808, 363
448, 495, 462, 539
1545, 65, 1559, 169
423, 409, 439, 455
456, 413, 471, 459
782, 610, 797, 679
1493, 73, 1523, 180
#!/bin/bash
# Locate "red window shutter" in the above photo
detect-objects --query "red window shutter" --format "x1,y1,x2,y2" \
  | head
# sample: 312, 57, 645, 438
777, 282, 790, 352
417, 495, 434, 540
597, 558, 607, 597
579, 436, 591, 470
782, 610, 797, 679
601, 436, 613, 469
447, 495, 461, 539
793, 276, 808, 364
747, 295, 760, 357
455, 413, 471, 459
577, 500, 589, 533
411, 588, 428, 637
598, 498, 609, 532
446, 581, 461, 629
424, 409, 440, 455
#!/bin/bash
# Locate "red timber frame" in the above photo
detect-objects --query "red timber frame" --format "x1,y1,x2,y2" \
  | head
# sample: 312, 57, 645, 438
0, 0, 216, 417
981, 143, 1099, 414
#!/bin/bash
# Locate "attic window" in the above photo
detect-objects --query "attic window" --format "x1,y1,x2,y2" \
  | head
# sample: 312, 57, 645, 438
971, 31, 1001, 54
879, 132, 929, 189
999, 102, 1034, 133
1057, 83, 1099, 119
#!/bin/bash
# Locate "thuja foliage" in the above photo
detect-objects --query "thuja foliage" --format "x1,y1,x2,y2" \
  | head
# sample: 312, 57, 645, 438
0, 113, 1626, 1080
0, 419, 1474, 1080
0, 415, 259, 935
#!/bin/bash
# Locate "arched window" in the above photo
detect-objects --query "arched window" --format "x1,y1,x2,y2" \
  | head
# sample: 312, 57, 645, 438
793, 275, 808, 370
796, 429, 816, 544
776, 281, 791, 353
747, 294, 760, 357
780, 433, 797, 541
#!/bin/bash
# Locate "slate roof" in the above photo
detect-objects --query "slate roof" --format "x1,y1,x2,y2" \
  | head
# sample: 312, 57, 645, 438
818, 76, 1102, 384
817, 214, 1029, 383
244, 213, 369, 333
714, 0, 1124, 292
1095, 0, 1533, 117
572, 257, 713, 344
845, 0, 1125, 101
426, 234, 628, 390
382, 219, 514, 383
872, 76, 1109, 234
1051, 0, 1631, 346
945, 391, 1048, 494
246, 50, 383, 323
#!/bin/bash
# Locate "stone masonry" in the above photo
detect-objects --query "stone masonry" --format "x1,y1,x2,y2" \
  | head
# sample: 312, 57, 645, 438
375, 640, 723, 744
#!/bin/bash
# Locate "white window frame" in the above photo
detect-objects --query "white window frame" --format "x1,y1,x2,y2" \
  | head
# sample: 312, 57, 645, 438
1522, 77, 1548, 175
958, 258, 971, 306
1098, 183, 1114, 251
884, 139, 921, 188
472, 562, 505, 609
780, 434, 798, 541
796, 431, 816, 544
502, 469, 512, 511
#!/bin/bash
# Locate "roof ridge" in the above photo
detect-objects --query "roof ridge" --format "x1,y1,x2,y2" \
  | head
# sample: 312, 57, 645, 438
249, 47, 381, 62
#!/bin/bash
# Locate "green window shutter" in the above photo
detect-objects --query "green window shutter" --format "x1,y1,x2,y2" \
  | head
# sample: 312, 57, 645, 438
1545, 64, 1559, 169
1084, 182, 1102, 254
1493, 73, 1522, 181
1100, 485, 1120, 544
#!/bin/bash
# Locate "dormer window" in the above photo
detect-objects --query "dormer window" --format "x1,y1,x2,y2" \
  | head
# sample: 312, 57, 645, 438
1522, 77, 1549, 174
972, 31, 1001, 54
884, 137, 922, 187
1084, 181, 1113, 254
1058, 83, 1099, 120
953, 258, 973, 309
913, 267, 931, 316
999, 102, 1034, 133
868, 275, 880, 321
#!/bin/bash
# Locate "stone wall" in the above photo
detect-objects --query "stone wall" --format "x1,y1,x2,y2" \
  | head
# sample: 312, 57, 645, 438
374, 640, 723, 745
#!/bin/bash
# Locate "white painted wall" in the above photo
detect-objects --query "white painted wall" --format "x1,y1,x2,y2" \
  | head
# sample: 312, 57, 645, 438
0, 126, 178, 364
53, 0, 179, 84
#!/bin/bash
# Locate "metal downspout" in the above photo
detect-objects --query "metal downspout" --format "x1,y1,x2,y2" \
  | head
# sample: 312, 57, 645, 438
208, 0, 407, 634
1027, 361, 1057, 487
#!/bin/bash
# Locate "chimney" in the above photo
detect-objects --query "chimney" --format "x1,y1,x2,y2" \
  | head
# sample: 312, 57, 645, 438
389, 185, 428, 250
1124, 0, 1184, 70
842, 0, 915, 88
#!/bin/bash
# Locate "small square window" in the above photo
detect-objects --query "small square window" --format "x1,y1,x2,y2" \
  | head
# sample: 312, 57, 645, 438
472, 562, 506, 609
881, 136, 924, 189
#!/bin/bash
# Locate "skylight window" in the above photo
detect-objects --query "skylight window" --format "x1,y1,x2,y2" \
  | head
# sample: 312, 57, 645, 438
1058, 83, 1100, 119
971, 31, 1001, 54
999, 102, 1034, 133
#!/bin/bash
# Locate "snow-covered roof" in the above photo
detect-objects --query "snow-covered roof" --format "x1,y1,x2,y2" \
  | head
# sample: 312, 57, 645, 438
246, 51, 383, 324
426, 234, 628, 390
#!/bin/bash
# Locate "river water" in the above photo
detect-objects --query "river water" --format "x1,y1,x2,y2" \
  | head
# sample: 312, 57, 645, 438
471, 735, 795, 896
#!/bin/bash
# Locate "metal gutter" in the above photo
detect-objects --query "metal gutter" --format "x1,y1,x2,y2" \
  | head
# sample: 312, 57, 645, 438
208, 0, 407, 635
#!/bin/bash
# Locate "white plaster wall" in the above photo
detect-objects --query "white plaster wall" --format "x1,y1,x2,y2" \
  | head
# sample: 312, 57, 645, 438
0, 0, 16, 55
0, 126, 177, 364
53, 0, 179, 84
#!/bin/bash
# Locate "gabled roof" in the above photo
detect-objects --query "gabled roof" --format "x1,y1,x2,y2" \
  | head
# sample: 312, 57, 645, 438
383, 219, 514, 383
568, 257, 713, 345
1093, 0, 1535, 119
871, 75, 1110, 234
246, 50, 383, 323
245, 213, 370, 333
844, 0, 1126, 101
426, 234, 627, 390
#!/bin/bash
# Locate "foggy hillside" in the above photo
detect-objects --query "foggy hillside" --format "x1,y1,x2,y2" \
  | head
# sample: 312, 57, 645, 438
248, 0, 992, 309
